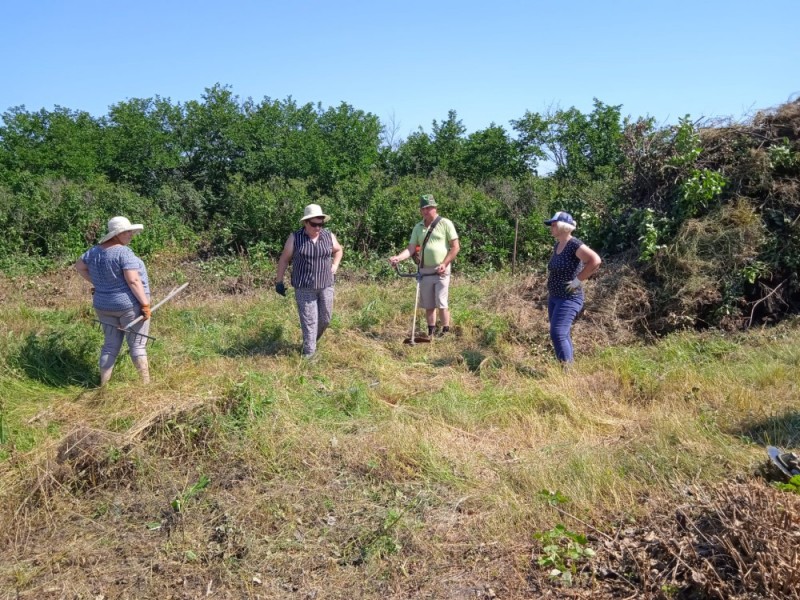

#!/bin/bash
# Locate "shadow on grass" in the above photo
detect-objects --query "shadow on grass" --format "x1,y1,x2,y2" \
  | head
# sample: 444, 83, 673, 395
14, 328, 99, 388
221, 324, 298, 357
731, 410, 800, 449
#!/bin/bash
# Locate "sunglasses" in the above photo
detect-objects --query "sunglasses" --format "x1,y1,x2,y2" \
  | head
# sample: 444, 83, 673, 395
306, 220, 325, 228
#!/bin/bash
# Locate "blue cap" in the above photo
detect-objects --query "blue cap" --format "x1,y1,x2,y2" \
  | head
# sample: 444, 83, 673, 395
543, 211, 576, 227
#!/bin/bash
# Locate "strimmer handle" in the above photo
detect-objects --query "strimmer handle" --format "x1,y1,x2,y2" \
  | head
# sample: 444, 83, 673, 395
393, 263, 419, 279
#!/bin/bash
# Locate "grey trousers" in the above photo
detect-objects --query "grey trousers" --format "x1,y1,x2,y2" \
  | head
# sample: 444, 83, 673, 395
294, 287, 334, 356
95, 306, 150, 367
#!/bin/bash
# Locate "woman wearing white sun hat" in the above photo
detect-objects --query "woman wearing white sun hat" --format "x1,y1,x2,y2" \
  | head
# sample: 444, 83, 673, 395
275, 204, 344, 359
75, 216, 152, 385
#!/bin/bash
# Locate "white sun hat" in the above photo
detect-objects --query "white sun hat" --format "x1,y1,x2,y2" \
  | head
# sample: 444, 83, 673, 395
300, 204, 330, 223
99, 216, 144, 244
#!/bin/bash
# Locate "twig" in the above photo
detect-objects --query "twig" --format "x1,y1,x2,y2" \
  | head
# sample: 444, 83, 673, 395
746, 280, 786, 329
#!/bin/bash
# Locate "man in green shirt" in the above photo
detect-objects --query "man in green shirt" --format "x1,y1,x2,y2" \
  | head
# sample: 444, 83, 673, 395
389, 194, 460, 336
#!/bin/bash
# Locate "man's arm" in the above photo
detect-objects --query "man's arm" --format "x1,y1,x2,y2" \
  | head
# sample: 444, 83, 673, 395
389, 227, 420, 266
437, 238, 460, 273
389, 243, 417, 266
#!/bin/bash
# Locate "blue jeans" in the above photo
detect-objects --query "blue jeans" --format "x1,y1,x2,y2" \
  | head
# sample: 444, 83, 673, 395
547, 295, 584, 363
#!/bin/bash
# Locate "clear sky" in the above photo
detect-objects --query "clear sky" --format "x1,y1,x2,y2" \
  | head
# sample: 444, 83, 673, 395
2, 0, 798, 139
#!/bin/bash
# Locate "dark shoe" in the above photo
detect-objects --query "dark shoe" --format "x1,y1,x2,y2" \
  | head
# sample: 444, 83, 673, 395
435, 326, 450, 338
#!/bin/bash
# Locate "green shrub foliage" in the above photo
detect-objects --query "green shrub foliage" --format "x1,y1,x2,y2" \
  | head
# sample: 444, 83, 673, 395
1, 86, 799, 328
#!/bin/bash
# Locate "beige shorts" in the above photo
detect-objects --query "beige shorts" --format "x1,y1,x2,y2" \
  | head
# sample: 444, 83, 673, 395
418, 266, 451, 309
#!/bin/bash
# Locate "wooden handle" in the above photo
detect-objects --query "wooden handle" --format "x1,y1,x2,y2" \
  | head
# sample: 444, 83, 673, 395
123, 282, 189, 330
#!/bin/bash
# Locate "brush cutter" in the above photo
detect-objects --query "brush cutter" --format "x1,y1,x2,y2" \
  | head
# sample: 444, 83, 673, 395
394, 264, 430, 345
96, 282, 189, 343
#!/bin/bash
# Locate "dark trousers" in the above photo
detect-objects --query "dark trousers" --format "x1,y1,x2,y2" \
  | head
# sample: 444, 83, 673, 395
547, 295, 584, 363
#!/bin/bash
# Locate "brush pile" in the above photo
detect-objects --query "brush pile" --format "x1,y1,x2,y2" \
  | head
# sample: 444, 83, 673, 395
608, 99, 800, 333
530, 480, 800, 599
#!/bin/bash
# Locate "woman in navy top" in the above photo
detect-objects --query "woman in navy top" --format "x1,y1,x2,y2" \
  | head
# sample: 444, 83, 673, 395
275, 204, 344, 359
544, 211, 602, 363
75, 216, 152, 385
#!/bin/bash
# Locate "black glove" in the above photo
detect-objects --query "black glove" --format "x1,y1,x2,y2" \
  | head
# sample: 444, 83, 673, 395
275, 281, 286, 296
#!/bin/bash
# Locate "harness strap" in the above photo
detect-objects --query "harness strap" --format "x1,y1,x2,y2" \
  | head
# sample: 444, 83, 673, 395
419, 216, 442, 268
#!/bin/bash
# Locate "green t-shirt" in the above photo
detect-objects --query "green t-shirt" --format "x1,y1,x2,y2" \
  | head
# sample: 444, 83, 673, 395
409, 217, 459, 267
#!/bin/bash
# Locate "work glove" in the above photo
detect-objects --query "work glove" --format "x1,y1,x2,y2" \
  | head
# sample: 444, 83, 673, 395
141, 304, 151, 320
275, 281, 286, 297
565, 277, 583, 293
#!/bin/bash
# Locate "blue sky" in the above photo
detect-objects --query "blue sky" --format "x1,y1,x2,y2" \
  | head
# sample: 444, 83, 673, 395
2, 0, 798, 139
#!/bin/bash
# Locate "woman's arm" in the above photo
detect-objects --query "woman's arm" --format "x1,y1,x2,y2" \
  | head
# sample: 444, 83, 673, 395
330, 233, 344, 274
575, 245, 602, 281
74, 259, 93, 283
276, 234, 295, 284
123, 268, 150, 307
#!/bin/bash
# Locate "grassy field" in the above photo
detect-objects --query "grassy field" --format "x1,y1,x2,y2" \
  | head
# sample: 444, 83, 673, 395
1, 258, 799, 599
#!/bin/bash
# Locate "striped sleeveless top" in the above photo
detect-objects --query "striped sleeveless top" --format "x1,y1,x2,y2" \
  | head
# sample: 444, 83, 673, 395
291, 228, 334, 289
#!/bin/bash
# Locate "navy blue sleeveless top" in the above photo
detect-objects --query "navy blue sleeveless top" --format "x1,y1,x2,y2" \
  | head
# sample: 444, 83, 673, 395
291, 228, 334, 289
547, 237, 584, 299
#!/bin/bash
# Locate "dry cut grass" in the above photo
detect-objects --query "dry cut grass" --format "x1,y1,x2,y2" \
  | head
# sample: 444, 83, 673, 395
1, 261, 799, 598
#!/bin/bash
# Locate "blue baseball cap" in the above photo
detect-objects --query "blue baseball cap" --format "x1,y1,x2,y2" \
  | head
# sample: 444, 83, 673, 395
543, 211, 576, 227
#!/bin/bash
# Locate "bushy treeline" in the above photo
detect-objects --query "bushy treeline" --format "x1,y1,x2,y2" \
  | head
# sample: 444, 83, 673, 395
0, 85, 622, 268
1, 84, 799, 327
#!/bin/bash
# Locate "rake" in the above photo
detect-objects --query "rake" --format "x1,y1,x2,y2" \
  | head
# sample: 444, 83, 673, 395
96, 282, 189, 343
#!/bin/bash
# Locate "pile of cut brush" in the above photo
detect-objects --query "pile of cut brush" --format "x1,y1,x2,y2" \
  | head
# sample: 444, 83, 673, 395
528, 479, 800, 599
613, 98, 800, 334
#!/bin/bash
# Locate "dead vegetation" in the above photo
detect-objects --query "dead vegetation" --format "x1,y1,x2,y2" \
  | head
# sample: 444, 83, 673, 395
617, 99, 800, 332
526, 480, 800, 599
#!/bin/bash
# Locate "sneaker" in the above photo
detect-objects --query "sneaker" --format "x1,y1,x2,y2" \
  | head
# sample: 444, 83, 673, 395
435, 327, 450, 338
302, 352, 317, 362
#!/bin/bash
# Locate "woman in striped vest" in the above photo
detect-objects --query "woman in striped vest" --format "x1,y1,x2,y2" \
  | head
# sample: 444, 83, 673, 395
275, 204, 343, 359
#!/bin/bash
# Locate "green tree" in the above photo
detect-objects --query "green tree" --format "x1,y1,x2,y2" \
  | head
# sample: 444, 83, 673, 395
0, 106, 104, 181
316, 102, 381, 191
103, 96, 184, 196
391, 130, 436, 177
240, 96, 322, 182
512, 99, 624, 181
182, 84, 246, 200
458, 124, 525, 183
431, 109, 466, 175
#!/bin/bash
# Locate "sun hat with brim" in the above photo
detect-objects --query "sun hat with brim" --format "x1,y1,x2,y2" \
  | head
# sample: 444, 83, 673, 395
99, 216, 144, 243
300, 204, 330, 223
419, 194, 437, 208
543, 211, 576, 227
